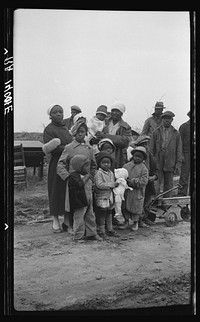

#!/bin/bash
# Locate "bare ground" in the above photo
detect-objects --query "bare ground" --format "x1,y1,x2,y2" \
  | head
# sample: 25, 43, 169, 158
13, 170, 194, 315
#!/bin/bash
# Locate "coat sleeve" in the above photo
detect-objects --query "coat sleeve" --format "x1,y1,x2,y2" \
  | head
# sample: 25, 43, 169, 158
149, 131, 157, 157
129, 167, 149, 189
175, 133, 183, 168
56, 146, 71, 180
103, 126, 132, 148
141, 118, 150, 135
43, 127, 66, 156
94, 172, 114, 189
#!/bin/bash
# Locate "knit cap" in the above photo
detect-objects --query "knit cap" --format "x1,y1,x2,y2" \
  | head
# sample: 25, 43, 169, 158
71, 155, 89, 172
96, 151, 114, 167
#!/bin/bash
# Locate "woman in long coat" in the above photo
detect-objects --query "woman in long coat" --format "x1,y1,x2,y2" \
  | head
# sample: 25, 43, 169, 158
43, 104, 72, 232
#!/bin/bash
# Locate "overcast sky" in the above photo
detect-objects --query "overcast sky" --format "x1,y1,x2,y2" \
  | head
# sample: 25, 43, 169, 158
13, 9, 190, 133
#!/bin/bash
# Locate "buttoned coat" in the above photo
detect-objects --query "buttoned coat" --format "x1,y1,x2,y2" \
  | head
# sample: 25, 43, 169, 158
123, 161, 149, 215
150, 125, 182, 172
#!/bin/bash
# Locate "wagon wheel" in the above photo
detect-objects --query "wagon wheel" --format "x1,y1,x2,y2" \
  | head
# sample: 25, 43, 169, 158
165, 211, 178, 227
180, 205, 191, 222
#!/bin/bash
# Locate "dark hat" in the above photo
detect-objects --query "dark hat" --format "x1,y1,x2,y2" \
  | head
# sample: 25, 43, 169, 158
96, 151, 114, 166
96, 105, 108, 116
187, 111, 190, 117
71, 105, 82, 113
154, 101, 166, 109
161, 111, 175, 118
134, 135, 150, 146
131, 146, 147, 159
71, 155, 89, 172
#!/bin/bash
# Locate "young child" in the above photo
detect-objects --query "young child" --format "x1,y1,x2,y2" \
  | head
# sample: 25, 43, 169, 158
97, 138, 116, 171
121, 146, 149, 231
94, 151, 119, 238
86, 105, 108, 155
57, 119, 98, 234
68, 154, 102, 241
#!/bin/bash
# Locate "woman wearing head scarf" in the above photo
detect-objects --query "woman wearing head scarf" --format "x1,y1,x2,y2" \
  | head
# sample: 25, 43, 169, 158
95, 101, 132, 168
57, 118, 98, 237
43, 104, 72, 233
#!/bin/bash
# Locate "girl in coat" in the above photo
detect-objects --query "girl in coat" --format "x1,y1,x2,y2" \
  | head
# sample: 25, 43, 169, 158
57, 119, 97, 233
94, 151, 119, 238
122, 146, 149, 231
43, 104, 72, 233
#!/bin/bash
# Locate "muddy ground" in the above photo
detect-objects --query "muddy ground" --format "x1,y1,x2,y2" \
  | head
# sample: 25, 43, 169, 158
13, 169, 194, 315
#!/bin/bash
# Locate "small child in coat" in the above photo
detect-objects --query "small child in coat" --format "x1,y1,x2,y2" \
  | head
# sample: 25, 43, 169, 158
68, 154, 102, 242
122, 146, 149, 231
94, 151, 119, 238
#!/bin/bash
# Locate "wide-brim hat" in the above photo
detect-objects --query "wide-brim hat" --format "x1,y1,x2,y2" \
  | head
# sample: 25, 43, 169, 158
96, 151, 114, 166
71, 105, 82, 113
131, 146, 147, 159
96, 105, 108, 116
154, 101, 166, 109
161, 111, 175, 118
98, 138, 116, 151
134, 135, 150, 146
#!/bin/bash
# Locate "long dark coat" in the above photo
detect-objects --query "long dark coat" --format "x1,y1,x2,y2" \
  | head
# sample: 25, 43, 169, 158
43, 121, 72, 216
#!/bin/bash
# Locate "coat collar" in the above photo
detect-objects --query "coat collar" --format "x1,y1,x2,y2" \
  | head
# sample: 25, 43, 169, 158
105, 116, 130, 129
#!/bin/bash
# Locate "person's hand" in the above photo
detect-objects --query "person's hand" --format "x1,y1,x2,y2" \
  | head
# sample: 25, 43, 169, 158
148, 175, 157, 182
95, 131, 105, 139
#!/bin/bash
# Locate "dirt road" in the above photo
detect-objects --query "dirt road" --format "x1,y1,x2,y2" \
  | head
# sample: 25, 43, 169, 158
14, 212, 192, 314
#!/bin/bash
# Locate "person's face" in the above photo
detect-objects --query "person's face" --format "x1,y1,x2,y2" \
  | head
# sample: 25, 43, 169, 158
71, 110, 80, 119
139, 141, 149, 152
132, 151, 144, 164
80, 162, 90, 175
96, 113, 106, 121
99, 157, 111, 172
75, 126, 87, 143
154, 108, 163, 116
162, 117, 173, 128
101, 143, 114, 154
50, 105, 63, 123
111, 109, 122, 122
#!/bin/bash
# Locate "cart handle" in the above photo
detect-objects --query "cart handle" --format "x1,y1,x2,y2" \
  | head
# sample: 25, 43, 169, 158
153, 183, 182, 202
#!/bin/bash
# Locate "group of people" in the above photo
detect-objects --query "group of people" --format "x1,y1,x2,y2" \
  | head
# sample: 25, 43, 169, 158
42, 100, 191, 242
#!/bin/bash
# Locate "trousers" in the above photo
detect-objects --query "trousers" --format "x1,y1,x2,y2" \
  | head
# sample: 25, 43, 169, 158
73, 201, 97, 240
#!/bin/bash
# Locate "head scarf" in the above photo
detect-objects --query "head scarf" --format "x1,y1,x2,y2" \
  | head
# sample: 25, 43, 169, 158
70, 119, 88, 137
47, 104, 63, 118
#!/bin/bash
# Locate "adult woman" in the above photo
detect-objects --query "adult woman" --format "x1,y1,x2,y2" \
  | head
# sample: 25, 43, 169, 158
43, 104, 72, 233
95, 101, 132, 168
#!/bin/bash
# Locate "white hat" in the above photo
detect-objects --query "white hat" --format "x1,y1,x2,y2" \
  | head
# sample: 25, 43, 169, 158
111, 101, 126, 114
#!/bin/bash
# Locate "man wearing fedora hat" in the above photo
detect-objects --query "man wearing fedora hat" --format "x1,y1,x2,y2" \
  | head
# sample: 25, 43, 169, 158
63, 105, 82, 130
150, 110, 182, 197
178, 111, 191, 196
141, 101, 166, 137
